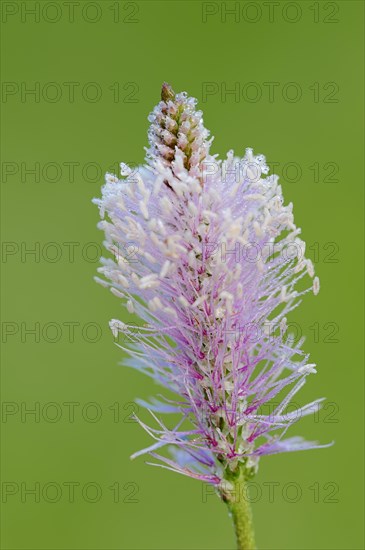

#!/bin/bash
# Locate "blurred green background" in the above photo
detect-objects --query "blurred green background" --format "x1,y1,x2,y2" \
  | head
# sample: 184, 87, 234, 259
1, 1, 364, 549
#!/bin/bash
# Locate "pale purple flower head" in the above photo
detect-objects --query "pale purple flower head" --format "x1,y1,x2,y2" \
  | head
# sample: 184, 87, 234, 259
94, 84, 329, 487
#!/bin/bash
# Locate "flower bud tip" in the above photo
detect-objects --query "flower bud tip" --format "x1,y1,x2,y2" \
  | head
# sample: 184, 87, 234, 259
161, 82, 175, 102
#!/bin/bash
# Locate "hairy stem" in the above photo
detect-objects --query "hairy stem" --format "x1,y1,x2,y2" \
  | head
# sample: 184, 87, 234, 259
222, 466, 256, 550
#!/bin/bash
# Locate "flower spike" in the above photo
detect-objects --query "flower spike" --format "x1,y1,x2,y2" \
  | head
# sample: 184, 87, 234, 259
94, 84, 331, 548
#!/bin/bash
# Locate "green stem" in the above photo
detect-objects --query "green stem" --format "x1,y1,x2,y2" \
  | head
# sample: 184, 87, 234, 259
222, 467, 256, 550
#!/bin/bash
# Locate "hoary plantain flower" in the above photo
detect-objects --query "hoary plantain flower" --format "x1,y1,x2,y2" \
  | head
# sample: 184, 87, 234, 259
94, 83, 330, 550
